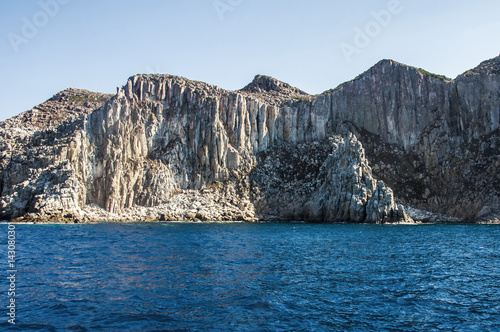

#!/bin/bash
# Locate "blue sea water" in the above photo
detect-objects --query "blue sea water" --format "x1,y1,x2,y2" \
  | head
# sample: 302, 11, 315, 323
1, 222, 499, 331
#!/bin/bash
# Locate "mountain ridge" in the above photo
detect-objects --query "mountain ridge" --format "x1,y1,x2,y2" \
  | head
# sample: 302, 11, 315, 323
1, 56, 498, 223
4, 56, 487, 127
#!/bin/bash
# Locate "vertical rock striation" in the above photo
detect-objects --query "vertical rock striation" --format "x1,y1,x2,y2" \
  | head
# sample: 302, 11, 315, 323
330, 57, 499, 221
1, 56, 499, 223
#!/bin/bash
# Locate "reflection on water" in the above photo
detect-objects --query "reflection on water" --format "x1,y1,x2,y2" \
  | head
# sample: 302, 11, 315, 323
1, 223, 499, 331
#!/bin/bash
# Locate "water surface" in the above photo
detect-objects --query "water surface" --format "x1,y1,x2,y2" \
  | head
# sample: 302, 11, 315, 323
1, 222, 499, 331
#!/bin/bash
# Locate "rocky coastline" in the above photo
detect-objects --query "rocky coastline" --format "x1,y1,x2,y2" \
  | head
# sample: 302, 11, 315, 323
1, 56, 499, 224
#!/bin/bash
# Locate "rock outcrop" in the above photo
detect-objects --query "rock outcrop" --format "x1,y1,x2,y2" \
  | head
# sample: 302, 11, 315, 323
1, 56, 499, 223
330, 58, 499, 222
248, 132, 405, 223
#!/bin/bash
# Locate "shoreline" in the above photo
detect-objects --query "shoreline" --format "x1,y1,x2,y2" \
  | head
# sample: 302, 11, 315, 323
5, 203, 499, 225
3, 219, 500, 225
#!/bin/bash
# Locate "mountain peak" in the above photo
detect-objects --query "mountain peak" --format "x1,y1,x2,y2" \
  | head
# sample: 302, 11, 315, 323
368, 59, 452, 81
461, 55, 500, 77
240, 75, 309, 97
0, 88, 113, 133
376, 58, 397, 65
371, 59, 408, 69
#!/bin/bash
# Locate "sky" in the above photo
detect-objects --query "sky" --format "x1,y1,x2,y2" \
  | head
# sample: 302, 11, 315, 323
0, 0, 499, 122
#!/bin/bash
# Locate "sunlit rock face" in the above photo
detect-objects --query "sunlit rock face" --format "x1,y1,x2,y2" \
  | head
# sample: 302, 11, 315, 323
1, 56, 499, 223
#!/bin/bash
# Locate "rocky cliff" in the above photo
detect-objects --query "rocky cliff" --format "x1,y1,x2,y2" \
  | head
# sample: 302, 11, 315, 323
1, 56, 499, 223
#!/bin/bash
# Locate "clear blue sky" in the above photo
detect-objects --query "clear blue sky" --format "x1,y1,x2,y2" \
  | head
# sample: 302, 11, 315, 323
1, 0, 499, 121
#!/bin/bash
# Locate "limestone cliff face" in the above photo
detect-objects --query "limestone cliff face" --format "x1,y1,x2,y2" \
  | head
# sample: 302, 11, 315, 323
1, 56, 499, 223
328, 57, 499, 221
77, 74, 405, 222
0, 89, 113, 222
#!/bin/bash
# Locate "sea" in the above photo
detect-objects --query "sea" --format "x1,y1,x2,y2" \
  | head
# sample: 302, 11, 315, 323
0, 222, 499, 331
